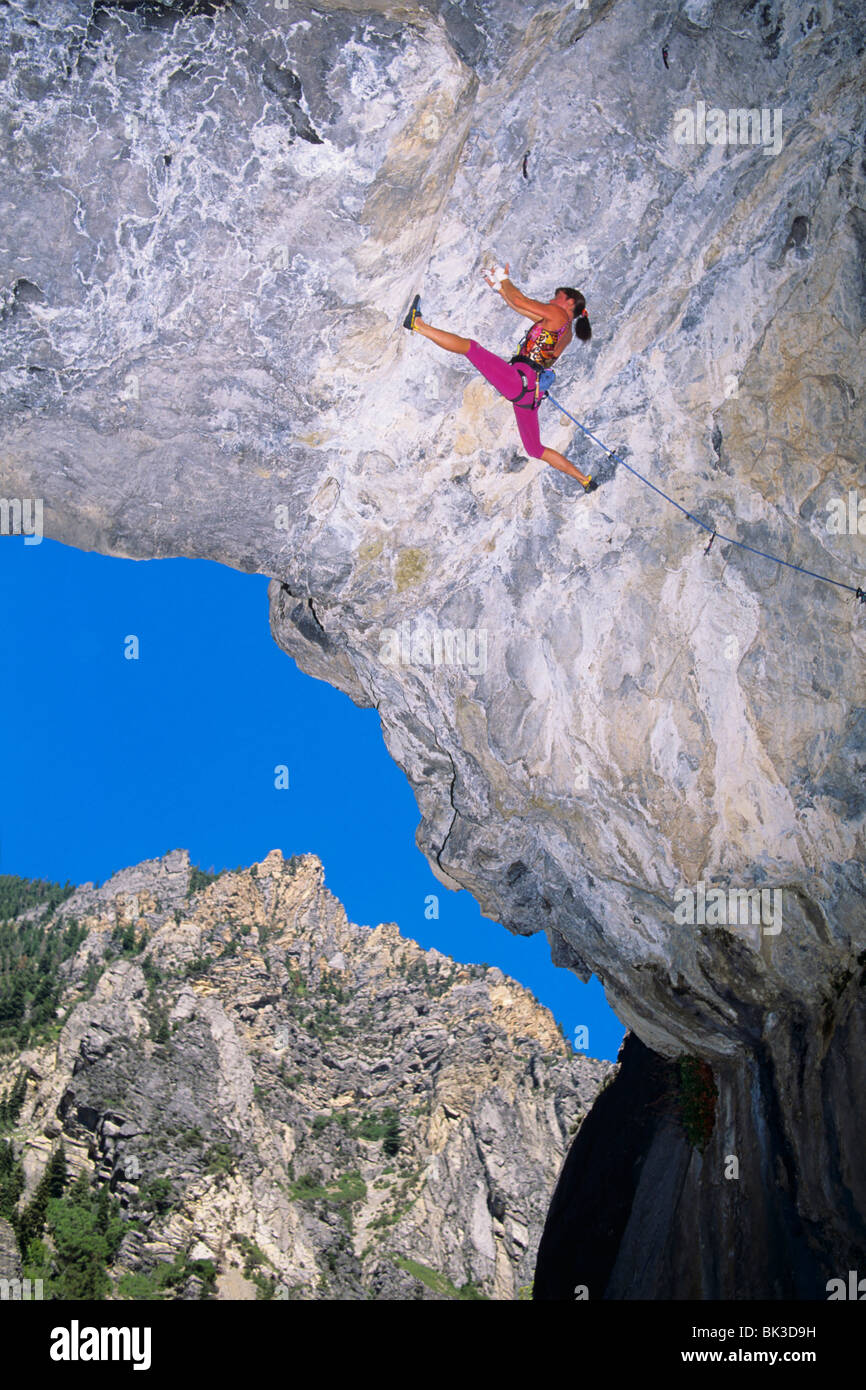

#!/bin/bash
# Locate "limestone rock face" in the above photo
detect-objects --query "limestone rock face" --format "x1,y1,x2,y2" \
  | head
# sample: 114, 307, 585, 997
1, 850, 609, 1299
2, 0, 865, 1294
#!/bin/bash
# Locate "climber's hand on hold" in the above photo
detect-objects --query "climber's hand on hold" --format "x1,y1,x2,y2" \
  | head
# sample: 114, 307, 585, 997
483, 261, 510, 293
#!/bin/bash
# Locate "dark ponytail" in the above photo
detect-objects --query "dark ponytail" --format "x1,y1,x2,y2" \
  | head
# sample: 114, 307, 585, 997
558, 286, 591, 341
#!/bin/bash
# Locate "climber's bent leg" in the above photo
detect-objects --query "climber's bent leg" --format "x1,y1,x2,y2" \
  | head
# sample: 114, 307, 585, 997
540, 446, 591, 487
413, 318, 472, 355
466, 348, 593, 486
411, 323, 594, 488
513, 403, 592, 487
513, 399, 545, 460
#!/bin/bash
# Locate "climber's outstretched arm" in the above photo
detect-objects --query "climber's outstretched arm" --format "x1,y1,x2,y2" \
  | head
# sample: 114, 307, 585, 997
483, 263, 562, 324
499, 279, 550, 322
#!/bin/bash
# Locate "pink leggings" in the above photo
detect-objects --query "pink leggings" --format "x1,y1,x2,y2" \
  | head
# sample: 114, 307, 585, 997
466, 340, 544, 458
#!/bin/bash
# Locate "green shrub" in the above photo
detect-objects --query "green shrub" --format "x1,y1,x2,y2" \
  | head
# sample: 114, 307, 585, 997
394, 1256, 488, 1300
138, 1176, 174, 1215
141, 958, 162, 993
146, 1002, 171, 1044
288, 1169, 365, 1206
112, 922, 139, 956
205, 1142, 235, 1176
118, 1252, 215, 1301
383, 1109, 401, 1157
286, 969, 307, 998
356, 1105, 400, 1152
187, 866, 222, 898
356, 1112, 386, 1141
117, 1269, 171, 1300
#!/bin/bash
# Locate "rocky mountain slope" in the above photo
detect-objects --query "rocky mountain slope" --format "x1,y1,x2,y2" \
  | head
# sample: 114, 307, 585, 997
1, 0, 864, 1294
0, 850, 610, 1299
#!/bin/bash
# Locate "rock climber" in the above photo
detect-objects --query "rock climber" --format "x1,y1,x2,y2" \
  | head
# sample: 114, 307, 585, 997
403, 264, 597, 492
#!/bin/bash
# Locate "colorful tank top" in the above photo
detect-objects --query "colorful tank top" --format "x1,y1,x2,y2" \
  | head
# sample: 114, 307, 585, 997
516, 318, 570, 369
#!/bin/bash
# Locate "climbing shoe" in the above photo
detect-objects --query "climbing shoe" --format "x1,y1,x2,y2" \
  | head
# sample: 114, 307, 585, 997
403, 294, 422, 331
583, 478, 599, 494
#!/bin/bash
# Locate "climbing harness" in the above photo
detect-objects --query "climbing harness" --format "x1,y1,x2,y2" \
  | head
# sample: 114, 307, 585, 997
505, 362, 541, 409
506, 361, 556, 411
544, 391, 866, 606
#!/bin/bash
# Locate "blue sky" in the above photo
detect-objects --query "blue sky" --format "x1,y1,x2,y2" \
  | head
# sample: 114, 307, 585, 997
0, 534, 624, 1061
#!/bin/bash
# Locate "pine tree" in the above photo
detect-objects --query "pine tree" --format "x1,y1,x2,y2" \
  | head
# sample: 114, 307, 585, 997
0, 1139, 25, 1222
47, 1141, 68, 1198
47, 1195, 111, 1299
16, 1161, 52, 1252
383, 1108, 401, 1157
0, 1070, 27, 1129
15, 1142, 70, 1250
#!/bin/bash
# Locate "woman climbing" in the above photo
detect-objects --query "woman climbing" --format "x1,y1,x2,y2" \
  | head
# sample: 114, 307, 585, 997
403, 264, 597, 491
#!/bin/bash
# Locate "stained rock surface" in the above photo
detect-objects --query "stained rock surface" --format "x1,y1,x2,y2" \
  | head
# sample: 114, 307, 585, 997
1, 0, 865, 1295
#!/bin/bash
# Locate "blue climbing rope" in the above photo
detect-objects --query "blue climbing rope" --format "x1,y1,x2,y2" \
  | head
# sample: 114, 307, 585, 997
546, 391, 866, 605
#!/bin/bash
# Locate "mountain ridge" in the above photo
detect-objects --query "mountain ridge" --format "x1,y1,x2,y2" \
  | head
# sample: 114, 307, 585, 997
0, 847, 611, 1300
